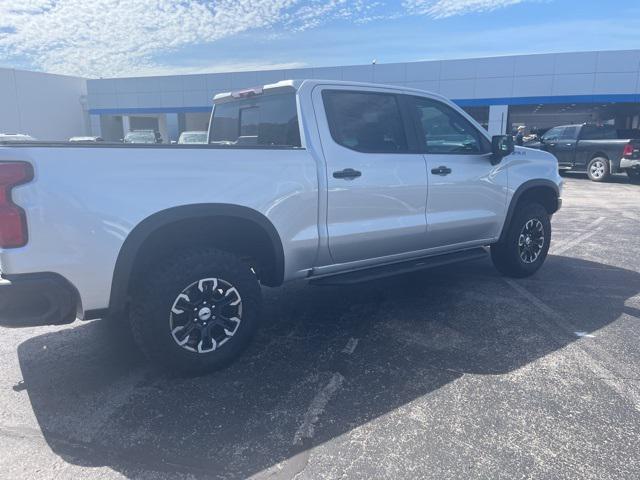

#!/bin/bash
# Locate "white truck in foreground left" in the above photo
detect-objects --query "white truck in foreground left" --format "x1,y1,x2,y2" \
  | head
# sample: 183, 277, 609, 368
0, 80, 563, 374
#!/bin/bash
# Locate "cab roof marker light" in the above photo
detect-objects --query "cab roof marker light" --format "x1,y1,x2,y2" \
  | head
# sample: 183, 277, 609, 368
231, 87, 264, 99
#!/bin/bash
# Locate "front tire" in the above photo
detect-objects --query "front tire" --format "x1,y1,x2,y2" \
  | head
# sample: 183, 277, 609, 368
587, 157, 610, 182
491, 203, 551, 278
130, 248, 262, 375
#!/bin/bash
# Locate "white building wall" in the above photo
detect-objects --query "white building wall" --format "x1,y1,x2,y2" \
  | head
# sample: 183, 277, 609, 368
488, 105, 509, 136
87, 49, 640, 118
0, 68, 88, 140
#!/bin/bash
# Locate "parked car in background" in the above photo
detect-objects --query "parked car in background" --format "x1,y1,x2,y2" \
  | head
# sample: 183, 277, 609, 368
178, 131, 208, 144
0, 79, 562, 374
69, 136, 104, 143
0, 133, 36, 143
123, 130, 162, 144
527, 124, 640, 182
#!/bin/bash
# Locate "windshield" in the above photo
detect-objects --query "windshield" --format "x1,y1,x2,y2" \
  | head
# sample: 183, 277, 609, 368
179, 132, 207, 144
124, 131, 156, 143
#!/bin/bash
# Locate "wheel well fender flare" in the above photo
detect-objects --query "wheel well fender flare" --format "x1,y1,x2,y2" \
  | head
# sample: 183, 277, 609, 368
108, 204, 285, 315
499, 180, 560, 243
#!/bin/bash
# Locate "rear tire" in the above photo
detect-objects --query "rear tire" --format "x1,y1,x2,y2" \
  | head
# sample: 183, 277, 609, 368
586, 157, 610, 182
129, 248, 262, 375
627, 169, 640, 185
491, 203, 551, 278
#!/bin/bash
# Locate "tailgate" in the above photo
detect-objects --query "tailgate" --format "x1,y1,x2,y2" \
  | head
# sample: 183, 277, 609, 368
628, 140, 640, 160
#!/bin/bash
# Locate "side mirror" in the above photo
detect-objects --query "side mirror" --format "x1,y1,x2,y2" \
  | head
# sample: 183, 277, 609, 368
491, 135, 514, 164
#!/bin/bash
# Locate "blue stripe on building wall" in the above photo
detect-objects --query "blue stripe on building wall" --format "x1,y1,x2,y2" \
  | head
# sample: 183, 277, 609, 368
88, 106, 212, 115
88, 93, 640, 116
453, 94, 640, 107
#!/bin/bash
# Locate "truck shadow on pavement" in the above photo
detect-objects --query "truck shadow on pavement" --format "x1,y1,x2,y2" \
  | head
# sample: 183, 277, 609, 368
16, 256, 640, 478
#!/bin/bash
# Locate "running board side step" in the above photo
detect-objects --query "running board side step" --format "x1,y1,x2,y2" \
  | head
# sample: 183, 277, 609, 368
309, 248, 488, 286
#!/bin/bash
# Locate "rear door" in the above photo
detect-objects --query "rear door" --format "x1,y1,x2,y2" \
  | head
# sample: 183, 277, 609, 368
314, 87, 429, 264
406, 95, 507, 249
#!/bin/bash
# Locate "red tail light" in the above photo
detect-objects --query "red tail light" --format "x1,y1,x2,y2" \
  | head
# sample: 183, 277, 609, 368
0, 162, 33, 248
623, 143, 634, 158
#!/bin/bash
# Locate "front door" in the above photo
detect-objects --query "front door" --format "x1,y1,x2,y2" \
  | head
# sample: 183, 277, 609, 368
407, 95, 507, 249
541, 126, 573, 168
314, 87, 429, 264
554, 126, 578, 166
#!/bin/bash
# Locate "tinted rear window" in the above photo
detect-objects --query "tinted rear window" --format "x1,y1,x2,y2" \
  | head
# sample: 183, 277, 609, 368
322, 90, 408, 153
579, 125, 618, 140
209, 93, 301, 147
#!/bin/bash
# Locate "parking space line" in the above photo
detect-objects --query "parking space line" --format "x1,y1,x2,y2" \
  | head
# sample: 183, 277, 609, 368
621, 212, 640, 224
293, 372, 345, 446
574, 331, 596, 338
504, 278, 640, 412
342, 338, 359, 355
551, 216, 606, 256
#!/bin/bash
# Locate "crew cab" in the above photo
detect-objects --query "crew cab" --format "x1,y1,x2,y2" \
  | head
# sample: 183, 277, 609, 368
527, 123, 640, 182
0, 80, 562, 374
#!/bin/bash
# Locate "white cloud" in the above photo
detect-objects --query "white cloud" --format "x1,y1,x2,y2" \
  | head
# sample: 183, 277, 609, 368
132, 61, 308, 78
403, 0, 529, 18
0, 0, 302, 77
0, 0, 540, 78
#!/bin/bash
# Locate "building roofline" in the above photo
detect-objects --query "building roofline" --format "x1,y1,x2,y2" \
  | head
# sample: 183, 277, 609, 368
84, 48, 640, 82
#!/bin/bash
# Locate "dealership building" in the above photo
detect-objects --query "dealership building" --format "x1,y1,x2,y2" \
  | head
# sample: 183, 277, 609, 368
2, 49, 640, 142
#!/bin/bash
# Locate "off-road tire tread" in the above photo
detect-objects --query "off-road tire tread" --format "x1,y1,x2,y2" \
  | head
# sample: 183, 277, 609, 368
129, 247, 262, 375
491, 202, 551, 278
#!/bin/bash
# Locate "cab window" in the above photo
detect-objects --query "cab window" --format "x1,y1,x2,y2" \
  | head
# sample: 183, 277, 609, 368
322, 90, 408, 153
209, 92, 301, 147
409, 96, 490, 154
560, 126, 578, 140
542, 127, 564, 142
579, 125, 617, 140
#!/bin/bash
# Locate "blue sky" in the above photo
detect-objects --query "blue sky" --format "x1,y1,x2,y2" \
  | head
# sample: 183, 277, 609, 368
1, 0, 639, 78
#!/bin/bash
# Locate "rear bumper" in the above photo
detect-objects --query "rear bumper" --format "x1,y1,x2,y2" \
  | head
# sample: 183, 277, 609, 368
0, 273, 78, 328
620, 158, 640, 170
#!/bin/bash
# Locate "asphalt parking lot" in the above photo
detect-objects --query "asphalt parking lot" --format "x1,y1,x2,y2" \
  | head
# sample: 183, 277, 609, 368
1, 174, 639, 479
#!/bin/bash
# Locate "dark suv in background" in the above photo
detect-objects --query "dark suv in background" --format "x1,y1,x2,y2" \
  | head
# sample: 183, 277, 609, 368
527, 124, 640, 183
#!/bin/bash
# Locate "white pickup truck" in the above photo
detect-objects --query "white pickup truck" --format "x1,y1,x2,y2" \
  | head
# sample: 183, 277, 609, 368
0, 80, 562, 374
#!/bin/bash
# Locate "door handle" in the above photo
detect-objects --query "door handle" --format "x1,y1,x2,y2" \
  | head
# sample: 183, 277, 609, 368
431, 166, 452, 176
333, 168, 362, 180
